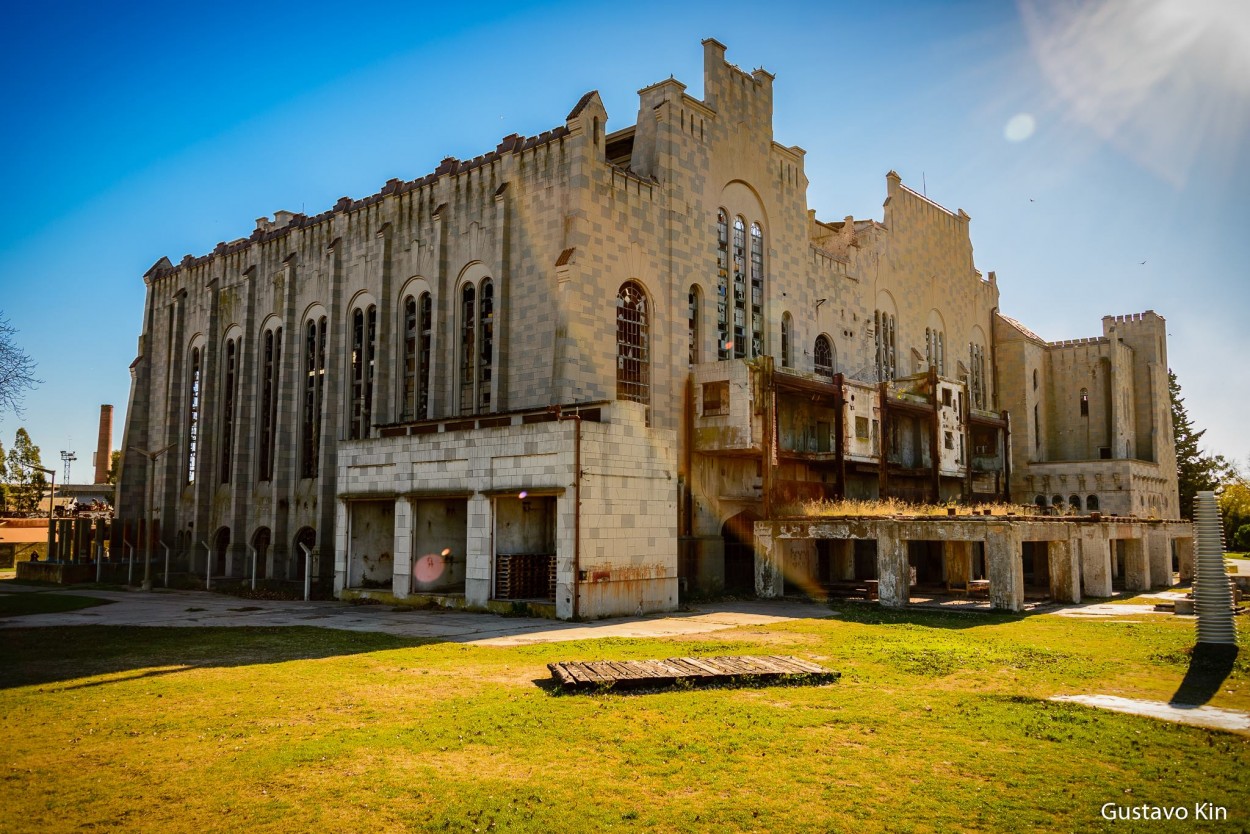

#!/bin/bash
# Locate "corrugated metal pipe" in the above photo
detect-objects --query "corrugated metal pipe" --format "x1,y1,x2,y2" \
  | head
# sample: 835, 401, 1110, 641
1193, 490, 1237, 645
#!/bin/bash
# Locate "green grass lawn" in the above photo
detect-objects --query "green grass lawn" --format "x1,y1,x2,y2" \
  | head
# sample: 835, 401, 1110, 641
0, 607, 1246, 833
0, 592, 111, 617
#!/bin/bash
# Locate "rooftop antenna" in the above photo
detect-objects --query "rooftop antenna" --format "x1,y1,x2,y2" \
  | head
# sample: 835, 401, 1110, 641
60, 450, 76, 484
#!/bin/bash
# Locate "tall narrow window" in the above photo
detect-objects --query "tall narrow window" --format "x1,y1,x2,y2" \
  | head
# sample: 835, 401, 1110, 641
781, 312, 793, 368
258, 328, 280, 481
750, 222, 764, 357
1034, 404, 1041, 451
1080, 387, 1089, 416
349, 306, 377, 439
186, 346, 201, 484
301, 318, 326, 479
874, 311, 896, 381
460, 284, 476, 415
717, 211, 730, 359
969, 343, 986, 410
478, 279, 494, 412
616, 281, 649, 409
732, 217, 747, 359
688, 286, 700, 366
402, 293, 433, 420
814, 335, 833, 378
220, 338, 238, 483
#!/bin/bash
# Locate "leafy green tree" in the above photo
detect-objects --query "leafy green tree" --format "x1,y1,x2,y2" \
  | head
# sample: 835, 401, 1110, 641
1218, 463, 1250, 549
1170, 370, 1231, 519
107, 449, 121, 485
6, 428, 47, 514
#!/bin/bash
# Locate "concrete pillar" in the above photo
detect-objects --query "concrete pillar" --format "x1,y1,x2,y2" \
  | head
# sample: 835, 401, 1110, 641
1078, 526, 1112, 597
986, 525, 1024, 612
755, 525, 783, 599
876, 527, 910, 608
1123, 538, 1149, 592
1176, 537, 1195, 582
465, 494, 492, 608
392, 498, 412, 599
1145, 528, 1171, 589
333, 500, 349, 595
832, 539, 854, 581
943, 541, 972, 590
1047, 539, 1081, 604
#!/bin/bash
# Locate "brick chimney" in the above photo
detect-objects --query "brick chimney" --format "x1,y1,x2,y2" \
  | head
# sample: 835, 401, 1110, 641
94, 404, 113, 483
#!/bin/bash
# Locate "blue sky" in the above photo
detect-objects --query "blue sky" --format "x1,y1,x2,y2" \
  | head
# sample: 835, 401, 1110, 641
1, 0, 1247, 478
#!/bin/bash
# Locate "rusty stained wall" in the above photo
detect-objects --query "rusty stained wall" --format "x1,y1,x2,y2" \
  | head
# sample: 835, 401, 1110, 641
349, 500, 394, 586
777, 393, 836, 454
495, 495, 555, 554
843, 382, 881, 461
889, 412, 930, 469
691, 360, 759, 452
410, 498, 467, 593
936, 382, 963, 475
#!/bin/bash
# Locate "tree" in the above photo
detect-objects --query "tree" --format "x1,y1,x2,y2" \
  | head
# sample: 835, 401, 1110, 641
0, 313, 40, 421
0, 436, 7, 511
107, 449, 122, 485
6, 428, 47, 514
1170, 370, 1232, 519
1218, 460, 1250, 550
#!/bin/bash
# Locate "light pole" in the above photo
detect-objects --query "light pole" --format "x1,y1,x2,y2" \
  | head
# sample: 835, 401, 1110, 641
128, 444, 175, 591
31, 466, 56, 561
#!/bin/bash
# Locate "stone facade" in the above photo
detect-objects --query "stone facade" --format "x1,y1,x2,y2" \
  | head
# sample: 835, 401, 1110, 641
118, 40, 1179, 616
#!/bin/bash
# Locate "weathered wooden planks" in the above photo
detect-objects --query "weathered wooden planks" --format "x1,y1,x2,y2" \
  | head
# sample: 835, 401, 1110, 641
547, 655, 840, 692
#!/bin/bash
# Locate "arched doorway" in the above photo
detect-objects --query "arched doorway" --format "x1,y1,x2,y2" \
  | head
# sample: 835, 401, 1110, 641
212, 526, 230, 577
293, 527, 316, 581
252, 527, 271, 581
722, 511, 760, 595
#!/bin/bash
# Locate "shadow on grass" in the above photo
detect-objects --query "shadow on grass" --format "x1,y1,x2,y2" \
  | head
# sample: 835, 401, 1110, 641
0, 593, 113, 618
0, 626, 432, 691
828, 600, 1029, 630
1170, 644, 1240, 707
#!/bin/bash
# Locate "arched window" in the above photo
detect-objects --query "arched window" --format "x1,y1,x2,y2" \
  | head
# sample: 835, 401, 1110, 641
874, 310, 897, 380
616, 281, 649, 408
1080, 387, 1089, 417
814, 335, 833, 378
301, 316, 327, 479
1069, 494, 1082, 511
1035, 495, 1047, 508
969, 343, 986, 409
925, 327, 946, 375
781, 312, 793, 369
716, 211, 730, 359
732, 216, 747, 359
688, 286, 700, 366
1033, 368, 1039, 390
402, 292, 433, 421
457, 276, 496, 416
478, 279, 494, 412
349, 305, 377, 440
220, 337, 239, 483
459, 284, 476, 414
750, 222, 764, 357
258, 326, 281, 481
186, 345, 201, 484
1052, 494, 1064, 509
1087, 495, 1099, 511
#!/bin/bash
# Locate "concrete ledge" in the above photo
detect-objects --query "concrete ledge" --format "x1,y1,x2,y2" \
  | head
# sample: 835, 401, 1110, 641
340, 587, 558, 619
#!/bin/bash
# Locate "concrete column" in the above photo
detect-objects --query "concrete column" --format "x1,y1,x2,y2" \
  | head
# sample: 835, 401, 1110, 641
1145, 529, 1171, 588
832, 539, 854, 580
755, 525, 782, 598
943, 541, 972, 590
876, 527, 910, 608
1078, 526, 1112, 597
1175, 537, 1195, 583
986, 525, 1024, 612
1047, 539, 1081, 603
333, 500, 349, 594
1123, 538, 1149, 591
464, 494, 492, 608
392, 498, 412, 599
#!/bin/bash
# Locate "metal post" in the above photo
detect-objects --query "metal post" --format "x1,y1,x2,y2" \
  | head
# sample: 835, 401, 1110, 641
300, 543, 312, 601
129, 443, 174, 592
96, 544, 103, 583
161, 542, 171, 588
125, 541, 134, 585
248, 544, 257, 591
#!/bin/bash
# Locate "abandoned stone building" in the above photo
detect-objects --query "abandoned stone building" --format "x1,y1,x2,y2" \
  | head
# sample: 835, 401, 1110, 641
117, 40, 1183, 618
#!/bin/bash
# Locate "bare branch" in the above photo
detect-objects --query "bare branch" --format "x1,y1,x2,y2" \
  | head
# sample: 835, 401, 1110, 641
0, 312, 42, 421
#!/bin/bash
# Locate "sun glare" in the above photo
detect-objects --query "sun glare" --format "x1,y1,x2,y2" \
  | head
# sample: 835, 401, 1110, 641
1019, 0, 1250, 186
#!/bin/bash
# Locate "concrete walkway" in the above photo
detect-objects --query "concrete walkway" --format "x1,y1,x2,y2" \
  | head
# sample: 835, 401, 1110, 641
1051, 694, 1250, 733
0, 583, 834, 646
